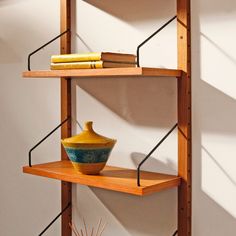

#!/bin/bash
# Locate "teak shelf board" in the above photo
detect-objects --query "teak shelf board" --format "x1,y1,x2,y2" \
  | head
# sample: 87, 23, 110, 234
23, 160, 181, 196
22, 67, 182, 78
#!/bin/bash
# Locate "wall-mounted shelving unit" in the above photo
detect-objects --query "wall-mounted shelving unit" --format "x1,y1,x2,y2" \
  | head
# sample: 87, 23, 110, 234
22, 0, 191, 235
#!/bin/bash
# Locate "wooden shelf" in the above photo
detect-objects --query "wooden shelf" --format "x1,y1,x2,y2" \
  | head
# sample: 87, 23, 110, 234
23, 160, 181, 196
22, 67, 182, 78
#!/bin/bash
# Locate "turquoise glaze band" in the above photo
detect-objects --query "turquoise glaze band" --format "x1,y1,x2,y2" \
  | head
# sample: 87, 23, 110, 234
64, 147, 112, 163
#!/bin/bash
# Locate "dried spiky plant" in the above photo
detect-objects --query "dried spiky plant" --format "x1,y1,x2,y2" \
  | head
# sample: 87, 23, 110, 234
69, 218, 107, 236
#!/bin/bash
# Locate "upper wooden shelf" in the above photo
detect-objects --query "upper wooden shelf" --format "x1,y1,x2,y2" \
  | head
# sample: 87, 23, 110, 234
23, 160, 181, 196
22, 67, 182, 78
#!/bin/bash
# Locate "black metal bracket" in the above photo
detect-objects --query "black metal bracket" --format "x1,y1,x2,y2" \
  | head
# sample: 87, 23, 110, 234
38, 202, 71, 236
136, 15, 177, 67
28, 117, 70, 167
137, 123, 178, 187
27, 16, 176, 69
27, 29, 70, 71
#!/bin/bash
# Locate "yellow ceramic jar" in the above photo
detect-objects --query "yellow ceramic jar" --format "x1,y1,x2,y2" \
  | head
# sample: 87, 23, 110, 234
61, 121, 116, 174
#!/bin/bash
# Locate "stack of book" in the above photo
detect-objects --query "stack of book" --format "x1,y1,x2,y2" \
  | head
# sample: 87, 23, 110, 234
50, 52, 137, 70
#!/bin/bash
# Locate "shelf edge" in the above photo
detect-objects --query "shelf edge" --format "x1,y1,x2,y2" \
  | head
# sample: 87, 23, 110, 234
22, 67, 182, 78
22, 162, 181, 196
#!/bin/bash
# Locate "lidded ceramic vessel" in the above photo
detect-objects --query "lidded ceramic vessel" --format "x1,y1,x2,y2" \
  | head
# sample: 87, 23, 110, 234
61, 121, 116, 174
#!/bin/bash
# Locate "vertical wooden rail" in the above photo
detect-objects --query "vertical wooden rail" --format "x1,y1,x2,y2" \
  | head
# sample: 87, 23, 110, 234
177, 0, 191, 235
61, 0, 72, 236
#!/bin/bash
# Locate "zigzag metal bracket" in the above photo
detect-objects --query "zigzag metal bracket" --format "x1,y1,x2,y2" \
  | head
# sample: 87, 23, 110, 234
27, 29, 70, 71
28, 117, 70, 167
136, 15, 177, 67
38, 202, 71, 236
137, 123, 178, 187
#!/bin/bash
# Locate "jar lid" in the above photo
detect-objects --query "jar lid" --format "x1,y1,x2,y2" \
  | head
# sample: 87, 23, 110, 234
62, 121, 116, 145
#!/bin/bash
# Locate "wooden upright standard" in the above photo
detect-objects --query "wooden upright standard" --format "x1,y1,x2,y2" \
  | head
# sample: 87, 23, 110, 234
60, 0, 72, 236
177, 0, 191, 235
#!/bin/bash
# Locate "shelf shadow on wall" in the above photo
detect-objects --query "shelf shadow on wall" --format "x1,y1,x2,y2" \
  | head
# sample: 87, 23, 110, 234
75, 33, 93, 52
202, 146, 236, 186
91, 187, 177, 236
197, 79, 236, 134
75, 77, 177, 128
83, 0, 236, 21
194, 190, 236, 235
196, 1, 236, 15
84, 0, 176, 23
201, 33, 236, 66
131, 152, 177, 175
0, 0, 24, 7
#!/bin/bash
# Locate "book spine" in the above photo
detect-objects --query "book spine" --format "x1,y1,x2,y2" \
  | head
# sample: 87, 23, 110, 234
51, 53, 102, 63
51, 61, 103, 70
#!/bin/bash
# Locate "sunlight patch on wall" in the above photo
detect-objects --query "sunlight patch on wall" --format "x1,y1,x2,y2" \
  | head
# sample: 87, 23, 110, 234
200, 18, 236, 100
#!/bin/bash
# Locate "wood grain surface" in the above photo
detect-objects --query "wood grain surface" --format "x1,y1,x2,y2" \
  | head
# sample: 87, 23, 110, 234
60, 1, 72, 236
22, 67, 182, 78
23, 161, 181, 196
177, 0, 192, 235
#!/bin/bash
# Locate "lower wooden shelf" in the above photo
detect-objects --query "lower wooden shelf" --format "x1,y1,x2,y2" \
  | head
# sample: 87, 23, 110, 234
23, 160, 181, 196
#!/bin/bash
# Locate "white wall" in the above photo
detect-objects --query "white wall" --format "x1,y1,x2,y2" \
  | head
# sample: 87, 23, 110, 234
192, 0, 236, 235
1, 0, 236, 236
0, 1, 61, 235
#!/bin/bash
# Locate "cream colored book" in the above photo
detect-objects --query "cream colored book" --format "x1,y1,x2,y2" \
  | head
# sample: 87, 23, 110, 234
50, 61, 136, 70
51, 52, 136, 64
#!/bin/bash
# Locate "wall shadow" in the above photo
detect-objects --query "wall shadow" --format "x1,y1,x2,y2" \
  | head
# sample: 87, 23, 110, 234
75, 77, 177, 128
202, 146, 236, 186
197, 79, 236, 134
201, 33, 236, 66
73, 183, 178, 236
85, 0, 236, 19
84, 0, 176, 23
91, 187, 178, 236
192, 0, 236, 235
197, 1, 236, 15
194, 191, 236, 235
0, 0, 24, 7
131, 152, 177, 175
75, 33, 93, 52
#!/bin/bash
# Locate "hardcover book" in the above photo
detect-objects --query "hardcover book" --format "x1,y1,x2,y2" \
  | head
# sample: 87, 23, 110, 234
51, 61, 136, 70
51, 52, 136, 64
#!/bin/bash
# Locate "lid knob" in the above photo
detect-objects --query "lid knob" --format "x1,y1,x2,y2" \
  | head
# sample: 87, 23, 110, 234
84, 121, 93, 132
